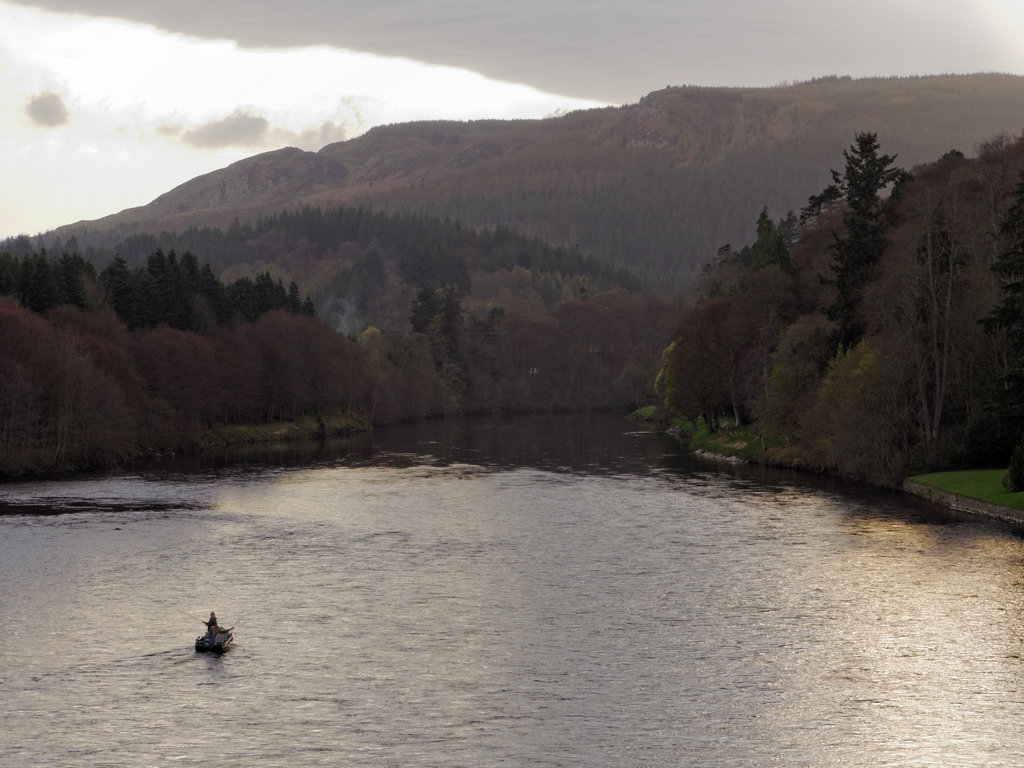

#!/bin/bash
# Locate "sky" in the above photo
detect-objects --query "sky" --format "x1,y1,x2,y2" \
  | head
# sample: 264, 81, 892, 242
2, 0, 1023, 240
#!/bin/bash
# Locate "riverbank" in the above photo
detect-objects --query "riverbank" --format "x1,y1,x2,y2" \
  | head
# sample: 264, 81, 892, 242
193, 410, 369, 450
0, 410, 371, 479
902, 480, 1024, 526
655, 412, 1024, 527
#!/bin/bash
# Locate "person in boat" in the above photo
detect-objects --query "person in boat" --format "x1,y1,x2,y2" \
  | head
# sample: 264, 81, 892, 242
203, 612, 219, 640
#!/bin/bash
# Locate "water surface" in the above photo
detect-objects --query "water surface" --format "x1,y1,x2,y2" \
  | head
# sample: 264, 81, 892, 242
2, 414, 1024, 766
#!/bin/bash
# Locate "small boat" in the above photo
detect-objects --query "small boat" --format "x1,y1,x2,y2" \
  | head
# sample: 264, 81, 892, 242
195, 627, 234, 654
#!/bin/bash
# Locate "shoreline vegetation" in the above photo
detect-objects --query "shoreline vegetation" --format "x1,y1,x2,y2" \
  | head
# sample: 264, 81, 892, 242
193, 409, 369, 451
182, 408, 1024, 529
4, 400, 1020, 530
651, 407, 1024, 526
195, 405, 1024, 531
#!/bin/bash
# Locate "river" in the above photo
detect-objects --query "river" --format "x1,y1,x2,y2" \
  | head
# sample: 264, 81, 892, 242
2, 413, 1024, 767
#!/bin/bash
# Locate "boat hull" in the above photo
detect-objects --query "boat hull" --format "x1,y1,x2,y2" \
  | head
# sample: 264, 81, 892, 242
194, 632, 233, 654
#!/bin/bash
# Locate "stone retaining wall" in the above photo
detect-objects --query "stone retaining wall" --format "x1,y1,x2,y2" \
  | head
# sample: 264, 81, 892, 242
902, 480, 1024, 526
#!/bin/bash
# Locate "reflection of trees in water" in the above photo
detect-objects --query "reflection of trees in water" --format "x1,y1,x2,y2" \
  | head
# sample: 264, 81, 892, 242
364, 413, 683, 475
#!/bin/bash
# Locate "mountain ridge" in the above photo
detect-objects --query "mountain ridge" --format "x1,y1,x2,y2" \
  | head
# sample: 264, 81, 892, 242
34, 73, 1024, 287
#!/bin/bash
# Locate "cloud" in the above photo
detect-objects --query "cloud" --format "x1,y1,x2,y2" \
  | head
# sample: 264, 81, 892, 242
25, 91, 69, 126
10, 0, 1024, 104
6, 0, 1024, 103
182, 110, 269, 148
163, 115, 353, 152
280, 119, 353, 150
181, 111, 357, 151
156, 122, 183, 138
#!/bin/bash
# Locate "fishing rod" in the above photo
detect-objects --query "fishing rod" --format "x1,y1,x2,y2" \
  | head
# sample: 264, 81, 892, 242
184, 604, 242, 630
149, 598, 209, 625
151, 597, 242, 630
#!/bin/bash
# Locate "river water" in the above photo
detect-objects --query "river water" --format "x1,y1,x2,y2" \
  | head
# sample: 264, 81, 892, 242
3, 413, 1024, 767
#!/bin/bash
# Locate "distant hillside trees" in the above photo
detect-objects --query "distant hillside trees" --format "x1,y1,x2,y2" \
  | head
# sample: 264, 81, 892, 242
1, 248, 315, 333
98, 250, 314, 331
0, 242, 678, 476
18, 206, 643, 336
0, 297, 366, 474
410, 284, 469, 403
0, 251, 97, 313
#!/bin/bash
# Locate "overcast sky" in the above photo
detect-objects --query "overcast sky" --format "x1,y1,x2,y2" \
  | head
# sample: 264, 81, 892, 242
2, 0, 1023, 239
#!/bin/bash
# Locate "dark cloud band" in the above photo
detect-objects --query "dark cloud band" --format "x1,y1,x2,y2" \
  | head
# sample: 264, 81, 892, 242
4, 1, 1014, 104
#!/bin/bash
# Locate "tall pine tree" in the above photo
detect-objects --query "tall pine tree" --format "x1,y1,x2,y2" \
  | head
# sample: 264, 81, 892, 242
824, 133, 909, 353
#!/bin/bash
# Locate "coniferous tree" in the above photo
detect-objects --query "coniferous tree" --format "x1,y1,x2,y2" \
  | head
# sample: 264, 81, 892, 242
100, 255, 135, 325
749, 207, 793, 273
54, 252, 93, 309
824, 132, 910, 353
226, 276, 257, 322
409, 284, 466, 395
19, 251, 60, 313
409, 286, 439, 334
776, 211, 802, 251
287, 281, 302, 313
196, 262, 227, 327
180, 250, 200, 287
0, 252, 19, 297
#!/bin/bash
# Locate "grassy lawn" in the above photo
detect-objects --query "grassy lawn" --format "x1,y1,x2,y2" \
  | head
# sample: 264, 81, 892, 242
907, 469, 1024, 511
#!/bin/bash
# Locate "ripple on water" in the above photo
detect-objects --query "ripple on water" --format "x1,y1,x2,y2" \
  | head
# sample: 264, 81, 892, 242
3, 416, 1024, 766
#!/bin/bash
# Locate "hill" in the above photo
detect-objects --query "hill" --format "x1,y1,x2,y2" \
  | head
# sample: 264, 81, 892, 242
30, 74, 1024, 289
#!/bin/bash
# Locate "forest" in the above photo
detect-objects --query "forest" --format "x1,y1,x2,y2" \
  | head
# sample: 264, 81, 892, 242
2, 206, 642, 336
658, 131, 1024, 485
6, 126, 1024, 485
0, 230, 679, 475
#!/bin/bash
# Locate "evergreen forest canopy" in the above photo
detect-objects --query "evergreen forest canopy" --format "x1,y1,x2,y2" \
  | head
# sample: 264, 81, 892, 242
2, 206, 642, 335
0, 248, 315, 331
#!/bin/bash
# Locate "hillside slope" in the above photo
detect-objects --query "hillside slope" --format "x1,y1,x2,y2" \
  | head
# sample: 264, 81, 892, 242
39, 74, 1024, 287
